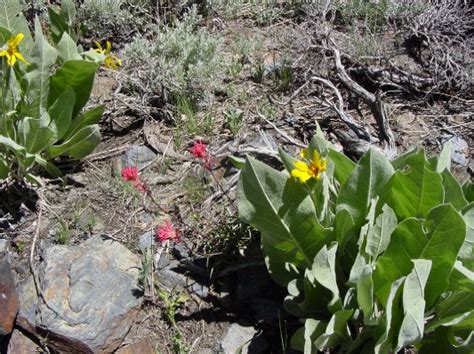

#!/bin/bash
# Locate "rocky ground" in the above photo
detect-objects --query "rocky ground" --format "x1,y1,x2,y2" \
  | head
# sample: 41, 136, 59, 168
0, 1, 473, 353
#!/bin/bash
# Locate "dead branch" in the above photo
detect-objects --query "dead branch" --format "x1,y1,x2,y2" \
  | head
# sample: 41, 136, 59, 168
331, 46, 397, 157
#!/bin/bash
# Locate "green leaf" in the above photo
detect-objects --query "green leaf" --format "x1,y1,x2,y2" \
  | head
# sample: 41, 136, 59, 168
21, 18, 57, 118
47, 125, 100, 159
460, 204, 474, 269
57, 32, 81, 62
48, 6, 68, 43
313, 310, 354, 350
365, 204, 397, 259
229, 155, 246, 169
328, 148, 355, 186
437, 140, 452, 173
463, 181, 474, 203
64, 105, 104, 140
442, 169, 468, 210
34, 155, 62, 177
420, 326, 473, 354
0, 154, 9, 178
0, 0, 32, 53
374, 277, 405, 354
238, 156, 332, 286
17, 113, 54, 154
374, 204, 466, 307
48, 60, 99, 117
381, 149, 444, 220
336, 149, 394, 227
48, 87, 75, 142
396, 259, 431, 350
291, 319, 327, 354
312, 243, 341, 312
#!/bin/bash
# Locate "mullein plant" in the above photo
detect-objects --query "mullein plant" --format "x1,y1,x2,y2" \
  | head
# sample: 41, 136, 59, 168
0, 0, 121, 183
238, 126, 473, 353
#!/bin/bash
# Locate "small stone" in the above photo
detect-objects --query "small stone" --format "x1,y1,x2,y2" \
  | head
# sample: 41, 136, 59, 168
115, 338, 155, 354
121, 145, 157, 171
138, 231, 155, 254
0, 258, 19, 336
17, 236, 142, 353
156, 259, 209, 298
220, 323, 267, 354
0, 238, 7, 253
7, 329, 40, 353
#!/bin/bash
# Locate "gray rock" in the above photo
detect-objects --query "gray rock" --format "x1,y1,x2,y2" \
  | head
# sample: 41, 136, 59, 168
0, 238, 7, 253
17, 236, 142, 353
138, 231, 155, 254
7, 329, 40, 353
442, 135, 469, 166
121, 145, 156, 171
220, 323, 268, 354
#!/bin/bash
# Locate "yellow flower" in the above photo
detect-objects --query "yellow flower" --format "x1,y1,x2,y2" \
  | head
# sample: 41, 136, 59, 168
94, 40, 122, 70
291, 148, 327, 183
0, 33, 28, 67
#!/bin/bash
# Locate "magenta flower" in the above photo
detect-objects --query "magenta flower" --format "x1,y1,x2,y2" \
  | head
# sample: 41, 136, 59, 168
190, 141, 208, 159
121, 166, 146, 192
155, 221, 180, 243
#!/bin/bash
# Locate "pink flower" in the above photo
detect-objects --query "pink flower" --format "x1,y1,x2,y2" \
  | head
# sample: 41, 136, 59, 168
121, 166, 147, 192
121, 166, 139, 182
155, 221, 180, 243
190, 141, 207, 159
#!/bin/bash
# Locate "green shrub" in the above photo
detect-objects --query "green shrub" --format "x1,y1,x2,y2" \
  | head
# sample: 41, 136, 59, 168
123, 6, 223, 106
0, 0, 108, 183
238, 127, 473, 353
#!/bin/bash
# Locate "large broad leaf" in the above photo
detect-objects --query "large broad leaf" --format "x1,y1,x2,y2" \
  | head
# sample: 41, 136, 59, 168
311, 243, 341, 312
0, 0, 32, 52
57, 32, 81, 62
380, 150, 444, 220
374, 277, 405, 354
47, 125, 100, 159
441, 169, 468, 210
17, 113, 54, 154
21, 18, 58, 118
460, 204, 474, 270
420, 326, 474, 354
48, 87, 75, 142
436, 140, 452, 173
374, 204, 466, 307
336, 148, 394, 227
365, 204, 397, 259
328, 148, 355, 186
291, 319, 327, 354
48, 60, 98, 117
313, 310, 354, 350
63, 105, 104, 140
396, 259, 432, 350
238, 156, 332, 286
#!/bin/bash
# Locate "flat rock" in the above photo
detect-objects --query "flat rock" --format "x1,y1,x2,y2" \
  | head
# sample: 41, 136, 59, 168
0, 238, 7, 253
121, 145, 156, 171
7, 329, 40, 353
220, 323, 268, 354
115, 338, 155, 354
0, 258, 19, 336
17, 236, 142, 353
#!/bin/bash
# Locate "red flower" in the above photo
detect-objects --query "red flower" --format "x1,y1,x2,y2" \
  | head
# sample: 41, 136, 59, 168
121, 166, 146, 192
155, 221, 180, 243
190, 141, 207, 159
121, 166, 139, 182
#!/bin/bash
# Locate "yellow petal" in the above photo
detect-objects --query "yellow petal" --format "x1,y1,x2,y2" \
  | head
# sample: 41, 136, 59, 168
13, 33, 25, 47
14, 51, 27, 64
106, 41, 112, 54
0, 49, 7, 57
299, 148, 308, 159
291, 168, 312, 183
8, 54, 16, 66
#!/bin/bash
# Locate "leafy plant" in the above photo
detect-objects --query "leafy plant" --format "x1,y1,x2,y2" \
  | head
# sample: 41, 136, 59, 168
224, 107, 244, 136
238, 128, 473, 353
0, 0, 107, 183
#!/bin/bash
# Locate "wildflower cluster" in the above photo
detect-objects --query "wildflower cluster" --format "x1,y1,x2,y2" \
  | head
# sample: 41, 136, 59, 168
121, 166, 146, 192
94, 41, 122, 70
190, 141, 213, 170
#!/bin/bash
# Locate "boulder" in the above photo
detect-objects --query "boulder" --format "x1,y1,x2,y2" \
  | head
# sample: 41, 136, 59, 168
0, 258, 19, 336
17, 236, 142, 353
